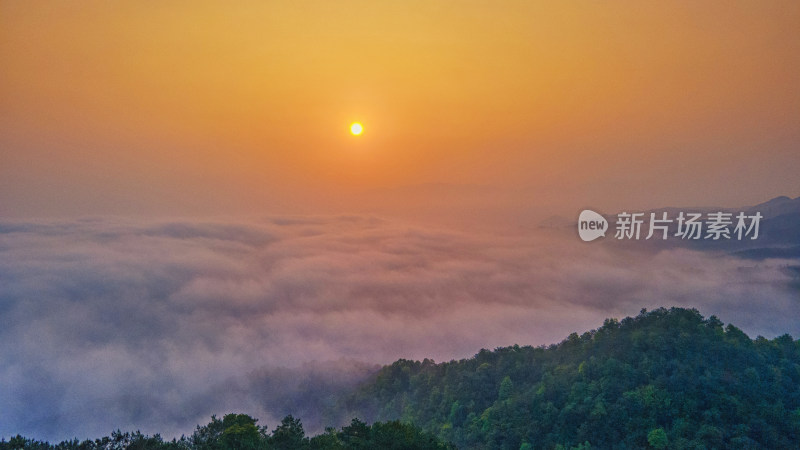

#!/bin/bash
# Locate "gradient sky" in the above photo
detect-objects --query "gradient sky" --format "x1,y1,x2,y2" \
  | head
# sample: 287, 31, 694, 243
2, 1, 798, 219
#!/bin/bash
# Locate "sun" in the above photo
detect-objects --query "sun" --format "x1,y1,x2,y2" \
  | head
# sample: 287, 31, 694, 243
350, 122, 363, 136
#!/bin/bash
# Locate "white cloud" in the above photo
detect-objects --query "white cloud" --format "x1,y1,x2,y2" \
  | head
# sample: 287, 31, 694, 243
0, 217, 797, 441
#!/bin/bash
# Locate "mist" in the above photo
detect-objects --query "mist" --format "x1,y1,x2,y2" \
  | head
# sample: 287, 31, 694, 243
0, 215, 798, 441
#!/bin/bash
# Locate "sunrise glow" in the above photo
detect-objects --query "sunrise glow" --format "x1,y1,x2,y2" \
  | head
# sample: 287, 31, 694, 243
1, 2, 798, 445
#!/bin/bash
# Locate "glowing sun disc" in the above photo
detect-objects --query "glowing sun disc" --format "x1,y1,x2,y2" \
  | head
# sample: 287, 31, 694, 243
350, 122, 363, 135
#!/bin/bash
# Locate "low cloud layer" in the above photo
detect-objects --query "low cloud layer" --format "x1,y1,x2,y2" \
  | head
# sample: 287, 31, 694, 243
1, 216, 798, 441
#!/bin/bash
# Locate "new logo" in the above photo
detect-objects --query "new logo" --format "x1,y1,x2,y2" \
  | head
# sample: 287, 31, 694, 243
578, 210, 608, 242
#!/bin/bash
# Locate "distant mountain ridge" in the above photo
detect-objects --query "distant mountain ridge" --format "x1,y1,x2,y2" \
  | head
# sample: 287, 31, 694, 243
746, 195, 800, 219
542, 195, 800, 257
542, 195, 800, 227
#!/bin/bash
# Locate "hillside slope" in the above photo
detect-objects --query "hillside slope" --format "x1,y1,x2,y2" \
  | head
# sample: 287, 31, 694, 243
344, 308, 800, 449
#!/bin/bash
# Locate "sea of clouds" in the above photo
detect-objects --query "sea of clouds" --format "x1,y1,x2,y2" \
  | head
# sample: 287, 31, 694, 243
1, 216, 798, 441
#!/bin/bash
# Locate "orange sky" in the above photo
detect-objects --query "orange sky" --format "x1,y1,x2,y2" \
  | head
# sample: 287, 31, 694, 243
1, 1, 799, 219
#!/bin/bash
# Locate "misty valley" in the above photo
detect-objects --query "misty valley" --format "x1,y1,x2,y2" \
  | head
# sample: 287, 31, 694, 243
3, 308, 799, 449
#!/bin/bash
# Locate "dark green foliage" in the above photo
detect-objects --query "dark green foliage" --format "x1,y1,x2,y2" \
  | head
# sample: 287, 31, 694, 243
189, 414, 270, 450
346, 308, 800, 449
0, 415, 453, 450
310, 419, 455, 450
646, 428, 668, 449
269, 416, 307, 450
0, 431, 183, 450
220, 414, 268, 450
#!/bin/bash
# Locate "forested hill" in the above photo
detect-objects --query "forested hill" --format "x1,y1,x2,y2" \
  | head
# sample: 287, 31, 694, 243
344, 307, 800, 449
